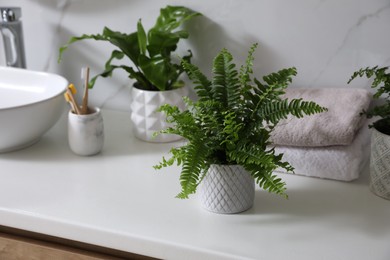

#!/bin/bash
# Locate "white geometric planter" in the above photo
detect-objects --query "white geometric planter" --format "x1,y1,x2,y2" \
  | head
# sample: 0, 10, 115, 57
130, 85, 187, 143
370, 127, 390, 200
199, 164, 255, 214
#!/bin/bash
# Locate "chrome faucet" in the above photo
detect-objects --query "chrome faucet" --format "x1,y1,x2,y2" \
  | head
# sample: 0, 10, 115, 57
0, 7, 26, 68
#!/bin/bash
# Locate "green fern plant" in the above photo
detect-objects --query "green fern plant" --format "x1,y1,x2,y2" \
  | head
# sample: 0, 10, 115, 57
154, 43, 327, 199
348, 66, 390, 134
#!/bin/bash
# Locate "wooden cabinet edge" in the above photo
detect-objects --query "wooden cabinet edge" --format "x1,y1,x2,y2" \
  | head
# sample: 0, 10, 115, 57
0, 225, 157, 260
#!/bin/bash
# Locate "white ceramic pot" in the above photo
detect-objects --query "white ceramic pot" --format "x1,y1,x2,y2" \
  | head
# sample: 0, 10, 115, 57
68, 107, 104, 156
199, 164, 255, 214
370, 127, 390, 200
130, 85, 187, 142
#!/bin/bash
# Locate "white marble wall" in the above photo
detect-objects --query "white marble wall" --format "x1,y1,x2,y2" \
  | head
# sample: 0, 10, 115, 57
1, 0, 389, 110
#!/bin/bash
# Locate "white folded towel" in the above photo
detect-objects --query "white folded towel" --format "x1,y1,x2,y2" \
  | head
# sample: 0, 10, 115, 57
273, 120, 370, 181
271, 88, 372, 147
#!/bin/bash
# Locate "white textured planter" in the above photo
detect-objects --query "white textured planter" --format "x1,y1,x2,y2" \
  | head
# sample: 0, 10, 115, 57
370, 127, 390, 200
68, 107, 104, 156
199, 164, 255, 214
130, 86, 187, 142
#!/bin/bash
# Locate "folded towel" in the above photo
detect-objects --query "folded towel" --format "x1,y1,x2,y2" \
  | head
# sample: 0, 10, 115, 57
271, 88, 372, 147
273, 120, 370, 181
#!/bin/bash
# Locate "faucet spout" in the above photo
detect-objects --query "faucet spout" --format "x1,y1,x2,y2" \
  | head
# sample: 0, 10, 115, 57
0, 7, 26, 68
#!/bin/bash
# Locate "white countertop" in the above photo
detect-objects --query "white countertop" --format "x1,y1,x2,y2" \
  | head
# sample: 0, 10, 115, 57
0, 109, 389, 260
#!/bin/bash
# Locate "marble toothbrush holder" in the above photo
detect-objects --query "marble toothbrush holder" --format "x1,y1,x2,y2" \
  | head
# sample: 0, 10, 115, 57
68, 107, 104, 156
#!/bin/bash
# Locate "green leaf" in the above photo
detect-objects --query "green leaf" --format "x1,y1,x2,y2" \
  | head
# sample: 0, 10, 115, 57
155, 6, 202, 32
58, 32, 107, 63
58, 6, 201, 91
147, 30, 188, 58
137, 19, 147, 55
86, 49, 149, 89
138, 55, 175, 91
100, 28, 141, 66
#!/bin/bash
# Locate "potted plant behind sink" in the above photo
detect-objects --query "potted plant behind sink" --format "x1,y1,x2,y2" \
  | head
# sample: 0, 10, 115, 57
154, 44, 327, 214
58, 5, 201, 142
348, 66, 390, 200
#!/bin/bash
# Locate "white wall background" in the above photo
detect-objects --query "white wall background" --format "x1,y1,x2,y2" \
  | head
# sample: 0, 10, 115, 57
1, 0, 389, 110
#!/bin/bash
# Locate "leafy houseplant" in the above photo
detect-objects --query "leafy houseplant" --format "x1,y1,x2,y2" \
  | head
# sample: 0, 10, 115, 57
348, 66, 390, 200
59, 5, 201, 91
154, 44, 327, 212
348, 66, 390, 133
58, 5, 202, 142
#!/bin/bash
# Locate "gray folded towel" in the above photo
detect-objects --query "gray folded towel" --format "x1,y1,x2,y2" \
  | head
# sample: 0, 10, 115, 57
270, 88, 372, 147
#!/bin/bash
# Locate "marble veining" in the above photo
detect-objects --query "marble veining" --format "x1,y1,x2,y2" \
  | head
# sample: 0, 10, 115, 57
0, 0, 389, 110
312, 2, 390, 87
42, 0, 72, 72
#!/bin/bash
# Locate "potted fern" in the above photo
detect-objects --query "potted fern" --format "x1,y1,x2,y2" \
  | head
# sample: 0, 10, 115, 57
154, 44, 327, 213
348, 66, 390, 200
58, 5, 201, 142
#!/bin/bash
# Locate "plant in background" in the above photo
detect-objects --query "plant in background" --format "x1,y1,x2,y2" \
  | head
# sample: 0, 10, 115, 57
348, 66, 390, 200
348, 66, 390, 134
58, 5, 201, 91
154, 43, 327, 199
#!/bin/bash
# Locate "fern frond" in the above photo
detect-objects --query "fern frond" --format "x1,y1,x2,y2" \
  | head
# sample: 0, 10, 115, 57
363, 103, 390, 119
348, 66, 390, 124
243, 164, 287, 198
288, 99, 328, 118
239, 43, 258, 88
181, 59, 213, 101
157, 103, 182, 122
153, 146, 186, 169
258, 99, 289, 124
228, 142, 278, 168
154, 141, 211, 199
176, 141, 210, 199
263, 67, 297, 90
250, 68, 298, 103
229, 142, 291, 198
348, 66, 390, 99
259, 98, 327, 125
157, 103, 205, 141
220, 111, 244, 151
211, 49, 241, 109
257, 170, 288, 198
153, 155, 176, 170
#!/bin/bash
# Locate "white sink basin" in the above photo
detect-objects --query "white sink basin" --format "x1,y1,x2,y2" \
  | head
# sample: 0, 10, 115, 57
0, 67, 68, 152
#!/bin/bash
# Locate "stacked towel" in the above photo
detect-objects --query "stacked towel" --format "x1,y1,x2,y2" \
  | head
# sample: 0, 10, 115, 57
271, 88, 372, 181
274, 122, 370, 181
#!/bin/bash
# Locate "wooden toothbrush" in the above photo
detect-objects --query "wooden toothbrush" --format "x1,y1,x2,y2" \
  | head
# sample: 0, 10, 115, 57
64, 92, 76, 113
64, 84, 81, 115
81, 67, 90, 115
